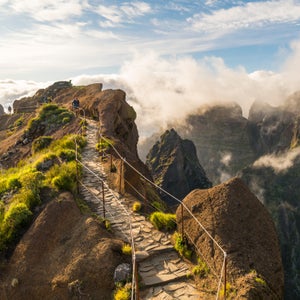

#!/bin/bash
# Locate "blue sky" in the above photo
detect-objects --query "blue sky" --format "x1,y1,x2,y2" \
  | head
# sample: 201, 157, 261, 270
1, 0, 300, 80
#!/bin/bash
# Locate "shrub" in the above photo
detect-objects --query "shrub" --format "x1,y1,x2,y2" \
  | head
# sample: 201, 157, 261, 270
149, 212, 176, 231
122, 244, 132, 255
57, 149, 76, 162
192, 258, 210, 278
173, 231, 192, 259
33, 153, 57, 171
49, 161, 78, 192
32, 136, 53, 153
114, 285, 131, 300
132, 201, 141, 212
6, 177, 22, 191
1, 202, 32, 245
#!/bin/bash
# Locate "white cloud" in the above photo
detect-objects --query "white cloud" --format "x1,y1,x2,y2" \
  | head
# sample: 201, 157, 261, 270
0, 79, 50, 109
8, 0, 88, 21
96, 1, 151, 26
188, 0, 300, 33
253, 147, 300, 173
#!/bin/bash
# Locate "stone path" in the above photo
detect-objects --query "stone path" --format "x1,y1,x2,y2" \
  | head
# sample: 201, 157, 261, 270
80, 120, 201, 299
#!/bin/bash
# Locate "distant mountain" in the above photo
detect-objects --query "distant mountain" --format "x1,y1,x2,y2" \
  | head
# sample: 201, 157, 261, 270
140, 93, 300, 299
146, 129, 211, 207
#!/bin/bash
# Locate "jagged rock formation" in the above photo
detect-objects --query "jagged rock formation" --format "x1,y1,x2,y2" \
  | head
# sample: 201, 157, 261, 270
0, 192, 126, 300
146, 129, 211, 207
176, 177, 284, 299
140, 96, 300, 298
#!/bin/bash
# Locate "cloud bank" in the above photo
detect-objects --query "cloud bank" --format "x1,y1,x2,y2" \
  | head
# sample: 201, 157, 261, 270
253, 148, 300, 174
1, 37, 300, 138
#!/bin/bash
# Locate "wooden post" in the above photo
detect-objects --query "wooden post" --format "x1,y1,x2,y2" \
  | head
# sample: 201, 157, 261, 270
134, 261, 139, 300
224, 254, 227, 300
110, 153, 113, 172
75, 142, 79, 195
102, 181, 105, 219
181, 204, 184, 238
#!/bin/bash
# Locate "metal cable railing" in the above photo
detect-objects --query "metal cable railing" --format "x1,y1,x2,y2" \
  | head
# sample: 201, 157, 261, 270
97, 130, 228, 300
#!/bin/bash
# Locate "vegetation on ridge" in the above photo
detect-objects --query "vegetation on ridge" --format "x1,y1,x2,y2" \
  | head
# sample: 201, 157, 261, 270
0, 104, 86, 254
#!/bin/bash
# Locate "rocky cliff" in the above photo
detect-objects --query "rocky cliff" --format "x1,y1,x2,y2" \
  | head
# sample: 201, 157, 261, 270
176, 177, 284, 299
146, 129, 211, 207
176, 102, 260, 185
140, 94, 300, 298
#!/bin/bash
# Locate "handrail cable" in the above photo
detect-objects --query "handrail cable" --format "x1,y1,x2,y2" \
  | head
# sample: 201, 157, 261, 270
98, 133, 227, 300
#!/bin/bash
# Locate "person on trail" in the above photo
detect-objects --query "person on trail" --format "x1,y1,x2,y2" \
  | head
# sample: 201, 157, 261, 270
8, 106, 12, 114
72, 98, 80, 109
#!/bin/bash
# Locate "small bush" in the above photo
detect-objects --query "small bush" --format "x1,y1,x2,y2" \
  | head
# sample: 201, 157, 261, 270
48, 161, 78, 192
132, 201, 141, 212
6, 177, 22, 191
32, 136, 53, 153
192, 258, 210, 278
57, 149, 76, 162
122, 244, 132, 255
1, 202, 32, 245
149, 212, 176, 231
114, 285, 131, 300
173, 232, 192, 259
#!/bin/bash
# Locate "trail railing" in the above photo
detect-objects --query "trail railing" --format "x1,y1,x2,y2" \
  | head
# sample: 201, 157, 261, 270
97, 128, 228, 300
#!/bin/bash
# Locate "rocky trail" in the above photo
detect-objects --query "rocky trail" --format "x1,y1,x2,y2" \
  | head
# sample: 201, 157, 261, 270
79, 120, 202, 299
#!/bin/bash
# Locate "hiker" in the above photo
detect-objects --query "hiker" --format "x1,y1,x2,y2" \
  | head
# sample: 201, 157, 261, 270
8, 106, 12, 114
72, 98, 80, 109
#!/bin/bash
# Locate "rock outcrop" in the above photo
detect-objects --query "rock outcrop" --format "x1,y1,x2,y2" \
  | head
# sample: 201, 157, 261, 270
0, 104, 5, 116
146, 129, 211, 207
176, 177, 284, 299
0, 192, 126, 300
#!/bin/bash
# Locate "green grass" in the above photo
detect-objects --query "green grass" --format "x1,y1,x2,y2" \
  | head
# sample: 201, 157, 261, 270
173, 231, 192, 259
149, 211, 176, 231
0, 131, 86, 254
192, 258, 210, 278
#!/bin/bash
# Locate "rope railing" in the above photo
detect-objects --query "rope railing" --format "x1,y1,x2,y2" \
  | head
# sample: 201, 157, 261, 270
73, 120, 138, 300
97, 131, 228, 300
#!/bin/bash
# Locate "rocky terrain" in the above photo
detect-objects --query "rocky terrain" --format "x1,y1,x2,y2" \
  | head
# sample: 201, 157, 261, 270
0, 81, 288, 299
139, 92, 300, 299
176, 177, 284, 299
146, 128, 211, 208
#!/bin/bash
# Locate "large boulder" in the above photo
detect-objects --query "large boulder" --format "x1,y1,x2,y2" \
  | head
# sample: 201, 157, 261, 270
176, 177, 284, 299
0, 193, 125, 300
146, 129, 211, 207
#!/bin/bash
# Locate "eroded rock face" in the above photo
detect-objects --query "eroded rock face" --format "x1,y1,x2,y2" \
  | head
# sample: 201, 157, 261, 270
176, 102, 259, 185
176, 177, 284, 299
0, 104, 5, 116
0, 192, 125, 300
146, 129, 211, 207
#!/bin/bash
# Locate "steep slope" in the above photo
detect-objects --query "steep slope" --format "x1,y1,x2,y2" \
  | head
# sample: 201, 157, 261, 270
176, 102, 259, 185
146, 129, 211, 207
176, 177, 284, 299
0, 192, 125, 300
